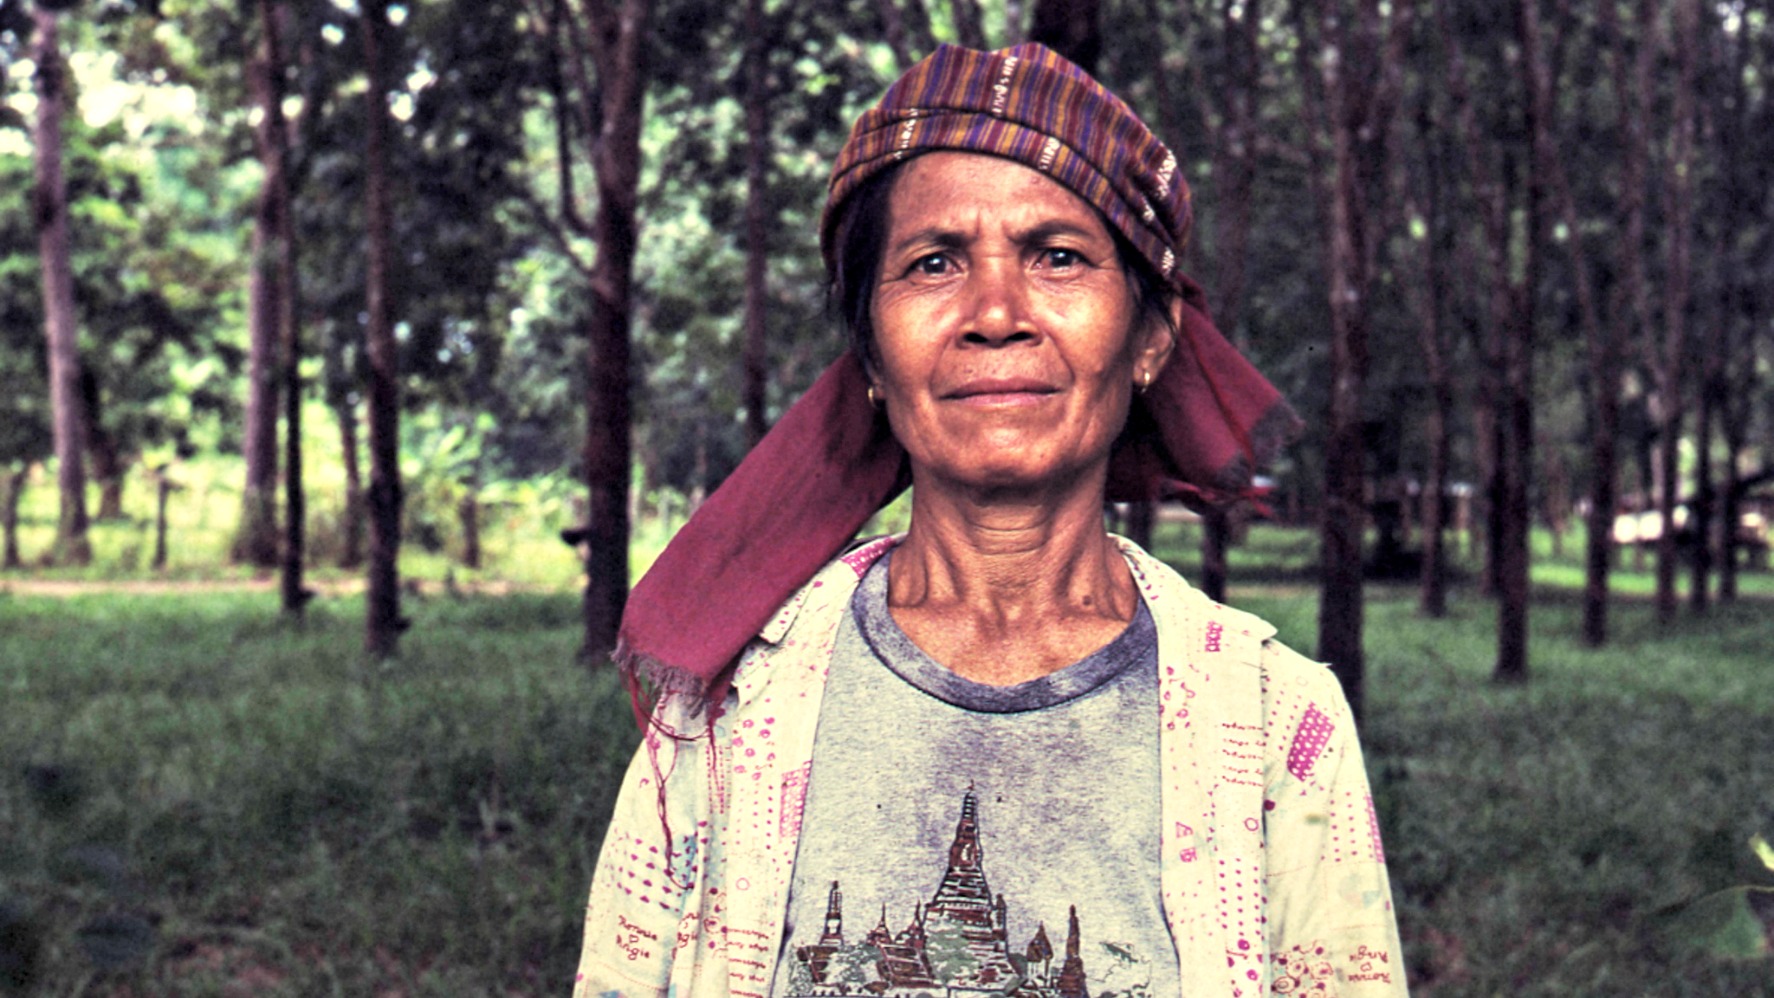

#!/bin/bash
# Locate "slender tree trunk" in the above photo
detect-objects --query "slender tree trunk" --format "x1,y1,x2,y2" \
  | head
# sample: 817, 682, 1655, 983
876, 0, 936, 71
363, 0, 403, 657
579, 0, 654, 665
1689, 384, 1713, 612
236, 10, 286, 568
1306, 0, 1408, 716
741, 0, 770, 450
337, 398, 366, 569
951, 0, 987, 49
152, 468, 174, 571
1714, 12, 1756, 605
1653, 0, 1695, 625
1718, 445, 1742, 601
1540, 13, 1621, 645
1406, 103, 1452, 618
1494, 0, 1554, 686
81, 371, 125, 520
32, 8, 91, 566
458, 490, 482, 570
1196, 0, 1260, 603
1, 467, 24, 569
1029, 0, 1101, 75
263, 0, 307, 617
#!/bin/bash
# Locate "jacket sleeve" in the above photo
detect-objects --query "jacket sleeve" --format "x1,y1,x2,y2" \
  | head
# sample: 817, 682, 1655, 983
1261, 641, 1409, 997
573, 707, 714, 998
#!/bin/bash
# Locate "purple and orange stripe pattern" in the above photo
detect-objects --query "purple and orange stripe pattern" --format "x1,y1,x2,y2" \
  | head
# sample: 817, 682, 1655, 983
822, 43, 1191, 286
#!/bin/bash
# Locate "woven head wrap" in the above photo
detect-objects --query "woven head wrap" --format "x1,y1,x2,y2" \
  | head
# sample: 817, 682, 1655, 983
616, 43, 1300, 717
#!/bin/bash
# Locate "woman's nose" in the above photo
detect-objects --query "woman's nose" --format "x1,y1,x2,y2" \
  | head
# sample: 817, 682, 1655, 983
960, 261, 1037, 346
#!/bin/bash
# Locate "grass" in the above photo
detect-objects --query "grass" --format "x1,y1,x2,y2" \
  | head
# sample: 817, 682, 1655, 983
1, 590, 637, 995
4, 508, 1773, 994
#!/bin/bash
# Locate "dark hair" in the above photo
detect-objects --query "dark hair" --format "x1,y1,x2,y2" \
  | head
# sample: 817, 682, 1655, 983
828, 157, 1180, 374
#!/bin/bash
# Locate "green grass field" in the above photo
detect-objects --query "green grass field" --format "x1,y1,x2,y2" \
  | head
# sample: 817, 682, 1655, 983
3, 492, 1772, 994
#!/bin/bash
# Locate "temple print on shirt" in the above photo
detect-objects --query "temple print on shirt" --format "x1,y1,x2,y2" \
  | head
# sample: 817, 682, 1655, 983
780, 791, 1153, 998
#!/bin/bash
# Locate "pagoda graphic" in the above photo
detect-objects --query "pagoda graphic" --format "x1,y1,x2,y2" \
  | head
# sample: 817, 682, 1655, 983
784, 790, 1093, 998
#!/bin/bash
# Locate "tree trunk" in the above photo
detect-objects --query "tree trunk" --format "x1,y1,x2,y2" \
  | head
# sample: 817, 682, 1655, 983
741, 0, 770, 450
363, 0, 403, 657
1306, 0, 1407, 717
1688, 383, 1713, 613
1405, 102, 1452, 618
152, 468, 173, 571
951, 0, 987, 49
1653, 0, 1695, 625
1196, 0, 1260, 603
1718, 445, 1742, 602
81, 370, 125, 520
1, 467, 24, 569
1029, 0, 1101, 76
337, 398, 366, 569
579, 0, 654, 666
264, 0, 307, 618
1494, 0, 1554, 686
458, 491, 482, 570
876, 0, 935, 71
236, 7, 286, 568
32, 8, 91, 566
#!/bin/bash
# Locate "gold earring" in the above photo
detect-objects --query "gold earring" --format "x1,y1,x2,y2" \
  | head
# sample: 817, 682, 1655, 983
1136, 370, 1152, 395
867, 384, 881, 407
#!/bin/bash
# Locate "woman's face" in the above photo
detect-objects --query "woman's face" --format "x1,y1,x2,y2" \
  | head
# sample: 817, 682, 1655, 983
869, 152, 1174, 496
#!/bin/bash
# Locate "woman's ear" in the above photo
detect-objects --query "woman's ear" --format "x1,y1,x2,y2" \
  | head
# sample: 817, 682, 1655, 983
1134, 298, 1181, 384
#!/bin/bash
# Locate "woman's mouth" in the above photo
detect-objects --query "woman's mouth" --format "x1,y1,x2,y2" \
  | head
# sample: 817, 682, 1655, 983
944, 378, 1060, 405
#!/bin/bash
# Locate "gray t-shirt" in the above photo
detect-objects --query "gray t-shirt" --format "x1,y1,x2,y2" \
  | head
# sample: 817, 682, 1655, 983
770, 554, 1179, 998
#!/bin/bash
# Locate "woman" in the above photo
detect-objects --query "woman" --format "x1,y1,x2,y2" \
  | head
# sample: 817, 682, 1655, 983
576, 44, 1406, 998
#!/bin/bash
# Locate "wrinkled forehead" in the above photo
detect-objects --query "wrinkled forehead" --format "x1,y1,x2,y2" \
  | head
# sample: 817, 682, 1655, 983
881, 152, 1118, 244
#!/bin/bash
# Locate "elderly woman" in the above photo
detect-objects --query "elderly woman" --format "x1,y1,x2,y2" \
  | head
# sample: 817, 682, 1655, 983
575, 44, 1406, 998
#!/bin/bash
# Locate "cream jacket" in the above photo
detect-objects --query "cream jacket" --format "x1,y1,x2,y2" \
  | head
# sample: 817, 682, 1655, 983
574, 537, 1407, 998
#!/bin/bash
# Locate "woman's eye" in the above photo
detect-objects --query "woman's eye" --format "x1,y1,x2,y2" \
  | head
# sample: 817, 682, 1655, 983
913, 254, 951, 276
1042, 248, 1083, 269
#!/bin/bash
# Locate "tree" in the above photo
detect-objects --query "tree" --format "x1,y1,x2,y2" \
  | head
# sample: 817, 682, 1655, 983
527, 0, 654, 663
740, 0, 769, 448
362, 0, 402, 656
233, 0, 284, 568
1299, 0, 1409, 714
1652, 0, 1699, 624
31, 2, 90, 565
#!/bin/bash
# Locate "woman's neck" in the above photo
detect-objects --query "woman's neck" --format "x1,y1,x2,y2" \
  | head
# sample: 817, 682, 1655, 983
885, 472, 1139, 684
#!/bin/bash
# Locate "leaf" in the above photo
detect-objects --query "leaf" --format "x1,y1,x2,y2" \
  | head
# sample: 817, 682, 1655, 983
1753, 835, 1774, 875
75, 913, 156, 972
1659, 887, 1774, 961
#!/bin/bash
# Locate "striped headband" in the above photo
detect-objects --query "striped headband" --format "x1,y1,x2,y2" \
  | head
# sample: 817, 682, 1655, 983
822, 42, 1190, 288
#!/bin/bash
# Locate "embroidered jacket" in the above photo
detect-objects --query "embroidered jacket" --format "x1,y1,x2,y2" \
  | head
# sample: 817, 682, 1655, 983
574, 538, 1407, 998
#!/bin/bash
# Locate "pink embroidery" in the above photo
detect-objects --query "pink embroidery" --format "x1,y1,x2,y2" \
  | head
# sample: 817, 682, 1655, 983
1271, 941, 1338, 995
1365, 793, 1385, 863
841, 535, 897, 575
1205, 621, 1224, 653
1287, 704, 1334, 781
780, 762, 810, 839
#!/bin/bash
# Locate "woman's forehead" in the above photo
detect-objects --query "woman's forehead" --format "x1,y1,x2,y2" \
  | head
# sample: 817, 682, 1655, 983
886, 152, 1111, 240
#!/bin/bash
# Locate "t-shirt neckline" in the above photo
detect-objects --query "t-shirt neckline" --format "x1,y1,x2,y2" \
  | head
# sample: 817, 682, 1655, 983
850, 550, 1156, 714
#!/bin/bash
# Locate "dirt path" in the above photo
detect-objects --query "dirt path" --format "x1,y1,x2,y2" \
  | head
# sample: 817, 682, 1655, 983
0, 576, 551, 598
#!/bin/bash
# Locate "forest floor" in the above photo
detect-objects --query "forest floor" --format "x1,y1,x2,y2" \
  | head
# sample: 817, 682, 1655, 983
3, 524, 1772, 995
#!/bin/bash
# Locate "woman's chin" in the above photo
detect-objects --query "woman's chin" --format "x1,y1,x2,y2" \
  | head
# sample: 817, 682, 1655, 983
918, 454, 1103, 502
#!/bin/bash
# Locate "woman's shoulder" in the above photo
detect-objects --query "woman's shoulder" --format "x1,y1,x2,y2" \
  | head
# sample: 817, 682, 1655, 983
751, 534, 898, 646
1114, 534, 1278, 639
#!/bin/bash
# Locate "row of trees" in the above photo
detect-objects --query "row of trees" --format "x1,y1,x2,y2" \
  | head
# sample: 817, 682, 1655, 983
3, 0, 1771, 711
